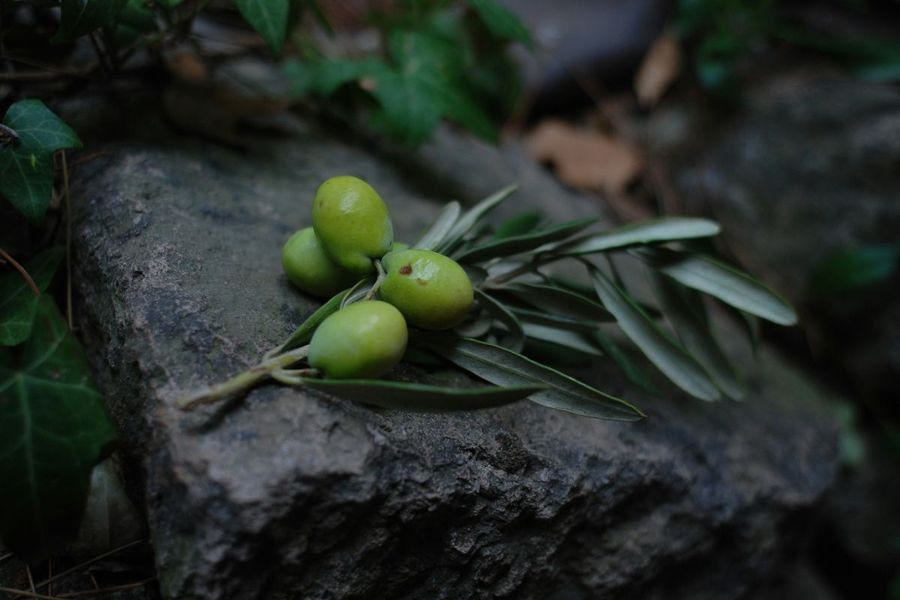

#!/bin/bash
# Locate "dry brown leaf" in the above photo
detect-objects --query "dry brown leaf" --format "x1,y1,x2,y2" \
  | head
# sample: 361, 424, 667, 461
634, 32, 682, 109
525, 120, 643, 193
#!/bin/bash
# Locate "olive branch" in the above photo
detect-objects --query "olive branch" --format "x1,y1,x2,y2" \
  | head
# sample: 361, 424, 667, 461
179, 184, 797, 419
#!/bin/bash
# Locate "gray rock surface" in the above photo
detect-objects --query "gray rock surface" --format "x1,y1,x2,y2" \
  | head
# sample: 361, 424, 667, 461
68, 110, 838, 599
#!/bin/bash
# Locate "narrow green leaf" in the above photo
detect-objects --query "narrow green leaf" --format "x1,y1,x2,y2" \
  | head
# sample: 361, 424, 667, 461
53, 0, 128, 42
438, 184, 517, 253
463, 265, 488, 287
466, 0, 533, 46
457, 217, 597, 263
412, 201, 461, 250
0, 298, 117, 560
494, 211, 543, 239
423, 334, 644, 421
302, 378, 542, 411
645, 249, 798, 325
233, 0, 290, 53
510, 306, 600, 332
591, 330, 657, 393
0, 247, 65, 346
498, 282, 614, 323
0, 148, 54, 224
3, 100, 82, 153
522, 323, 602, 356
276, 287, 349, 353
475, 289, 524, 352
589, 266, 720, 401
654, 275, 744, 399
557, 217, 721, 256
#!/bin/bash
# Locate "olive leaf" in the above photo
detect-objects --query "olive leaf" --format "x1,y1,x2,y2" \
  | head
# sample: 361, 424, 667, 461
493, 211, 543, 239
274, 287, 349, 353
642, 248, 798, 325
438, 184, 517, 253
556, 217, 721, 256
653, 274, 744, 400
302, 378, 544, 411
521, 323, 603, 356
474, 289, 524, 352
509, 305, 601, 332
0, 297, 117, 560
422, 334, 644, 421
496, 282, 614, 323
589, 265, 720, 401
456, 217, 596, 263
412, 200, 462, 250
0, 247, 65, 346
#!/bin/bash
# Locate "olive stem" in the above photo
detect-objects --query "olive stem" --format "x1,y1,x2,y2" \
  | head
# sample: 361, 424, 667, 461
177, 345, 310, 410
364, 259, 386, 301
271, 367, 320, 385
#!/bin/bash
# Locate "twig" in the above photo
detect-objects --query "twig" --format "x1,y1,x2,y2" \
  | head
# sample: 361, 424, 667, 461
62, 151, 73, 329
178, 345, 311, 410
0, 248, 39, 296
0, 587, 62, 600
0, 552, 13, 564
59, 578, 156, 598
32, 539, 144, 591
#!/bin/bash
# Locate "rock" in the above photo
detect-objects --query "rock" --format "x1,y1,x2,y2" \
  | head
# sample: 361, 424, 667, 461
68, 107, 837, 599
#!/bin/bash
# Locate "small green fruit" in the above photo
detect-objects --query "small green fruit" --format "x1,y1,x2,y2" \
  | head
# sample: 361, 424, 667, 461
281, 227, 358, 298
308, 300, 408, 378
313, 176, 393, 275
390, 241, 409, 253
380, 249, 474, 330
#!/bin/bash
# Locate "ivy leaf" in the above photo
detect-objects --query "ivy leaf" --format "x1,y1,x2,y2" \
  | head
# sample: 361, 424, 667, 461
412, 200, 461, 250
368, 70, 444, 145
53, 0, 129, 42
233, 0, 290, 53
0, 149, 53, 224
654, 274, 744, 400
466, 0, 533, 47
423, 334, 644, 421
556, 217, 721, 256
475, 289, 524, 352
302, 378, 543, 411
644, 249, 798, 326
456, 217, 597, 263
0, 247, 65, 346
0, 298, 117, 560
285, 58, 389, 97
1, 100, 81, 223
589, 265, 720, 401
3, 100, 82, 153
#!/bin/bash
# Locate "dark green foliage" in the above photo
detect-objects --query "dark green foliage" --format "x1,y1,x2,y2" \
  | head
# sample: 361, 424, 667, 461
0, 100, 81, 223
0, 298, 117, 560
0, 247, 65, 346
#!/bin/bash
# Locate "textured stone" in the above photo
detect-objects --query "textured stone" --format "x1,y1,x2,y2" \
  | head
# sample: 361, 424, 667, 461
69, 110, 837, 599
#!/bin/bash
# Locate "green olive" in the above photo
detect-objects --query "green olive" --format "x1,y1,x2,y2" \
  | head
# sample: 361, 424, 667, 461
312, 176, 394, 275
281, 227, 359, 298
308, 300, 408, 378
380, 249, 474, 330
390, 241, 409, 253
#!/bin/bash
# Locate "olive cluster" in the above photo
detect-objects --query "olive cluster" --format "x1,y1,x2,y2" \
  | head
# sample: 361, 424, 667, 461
281, 176, 474, 379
